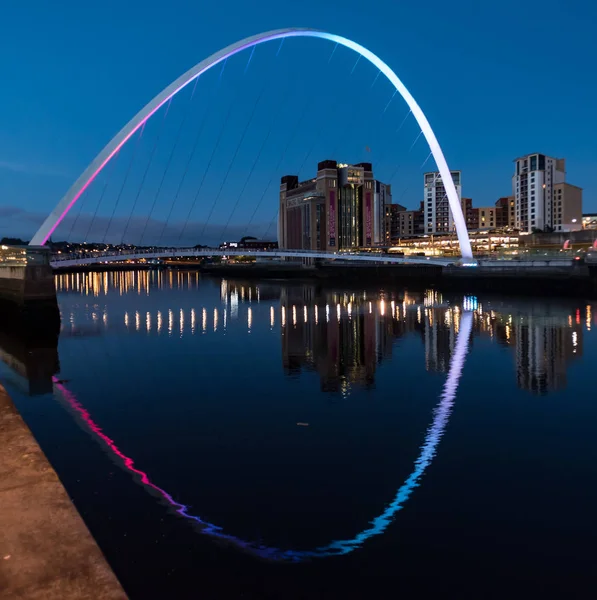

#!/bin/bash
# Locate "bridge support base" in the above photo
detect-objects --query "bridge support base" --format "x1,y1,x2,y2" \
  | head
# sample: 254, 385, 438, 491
0, 246, 60, 336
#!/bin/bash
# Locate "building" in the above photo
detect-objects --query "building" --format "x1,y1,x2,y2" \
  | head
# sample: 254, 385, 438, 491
424, 170, 461, 234
384, 203, 405, 242
553, 183, 582, 231
476, 206, 498, 230
400, 202, 425, 237
461, 198, 479, 230
398, 204, 425, 238
583, 213, 597, 230
512, 153, 582, 233
279, 161, 392, 251
495, 196, 515, 228
375, 181, 392, 245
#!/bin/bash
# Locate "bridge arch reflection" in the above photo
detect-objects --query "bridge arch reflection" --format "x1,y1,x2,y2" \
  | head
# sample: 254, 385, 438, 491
51, 308, 473, 561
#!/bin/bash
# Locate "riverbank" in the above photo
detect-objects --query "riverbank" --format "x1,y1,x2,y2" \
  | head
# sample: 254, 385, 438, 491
0, 384, 126, 599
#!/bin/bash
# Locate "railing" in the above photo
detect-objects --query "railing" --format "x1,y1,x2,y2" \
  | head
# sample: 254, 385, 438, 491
50, 247, 455, 268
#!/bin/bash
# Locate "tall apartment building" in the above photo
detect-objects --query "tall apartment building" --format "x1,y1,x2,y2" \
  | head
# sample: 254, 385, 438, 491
279, 161, 392, 251
424, 171, 462, 234
512, 153, 582, 233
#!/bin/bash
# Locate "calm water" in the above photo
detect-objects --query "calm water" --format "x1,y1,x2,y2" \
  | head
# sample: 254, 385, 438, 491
2, 270, 597, 599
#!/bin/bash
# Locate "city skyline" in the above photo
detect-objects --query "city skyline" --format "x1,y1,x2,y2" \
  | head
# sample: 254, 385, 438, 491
1, 1, 596, 246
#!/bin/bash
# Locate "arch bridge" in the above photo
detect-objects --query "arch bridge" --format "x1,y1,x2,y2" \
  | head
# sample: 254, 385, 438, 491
29, 27, 474, 261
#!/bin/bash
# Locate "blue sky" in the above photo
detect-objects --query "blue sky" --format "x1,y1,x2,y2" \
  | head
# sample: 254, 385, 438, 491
0, 0, 595, 244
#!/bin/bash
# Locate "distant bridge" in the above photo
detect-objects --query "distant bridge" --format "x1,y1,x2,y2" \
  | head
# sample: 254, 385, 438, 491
50, 248, 457, 268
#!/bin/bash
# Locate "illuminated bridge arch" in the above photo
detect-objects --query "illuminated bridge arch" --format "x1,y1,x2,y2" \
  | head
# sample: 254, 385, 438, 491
30, 28, 473, 258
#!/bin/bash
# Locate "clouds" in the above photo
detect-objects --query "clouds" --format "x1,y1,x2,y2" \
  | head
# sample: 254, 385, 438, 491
0, 204, 277, 246
0, 159, 71, 178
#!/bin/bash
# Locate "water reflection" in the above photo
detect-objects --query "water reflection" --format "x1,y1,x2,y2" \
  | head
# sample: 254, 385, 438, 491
0, 272, 595, 597
3, 272, 590, 562
55, 271, 591, 397
0, 329, 59, 395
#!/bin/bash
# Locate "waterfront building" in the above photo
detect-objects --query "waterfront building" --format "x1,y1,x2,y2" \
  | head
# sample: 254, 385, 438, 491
279, 160, 392, 251
495, 196, 516, 228
424, 170, 462, 234
461, 198, 479, 230
512, 153, 582, 234
476, 206, 498, 230
384, 203, 405, 242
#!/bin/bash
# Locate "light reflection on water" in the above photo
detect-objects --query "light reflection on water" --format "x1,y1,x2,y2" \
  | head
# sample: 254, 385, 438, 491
54, 270, 591, 396
1, 270, 596, 596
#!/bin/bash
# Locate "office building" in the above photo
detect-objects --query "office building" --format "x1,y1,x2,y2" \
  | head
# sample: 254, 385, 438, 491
424, 171, 462, 234
512, 153, 582, 233
279, 161, 392, 251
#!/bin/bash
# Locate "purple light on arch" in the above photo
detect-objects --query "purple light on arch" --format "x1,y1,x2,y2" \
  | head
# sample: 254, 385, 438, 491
30, 28, 473, 258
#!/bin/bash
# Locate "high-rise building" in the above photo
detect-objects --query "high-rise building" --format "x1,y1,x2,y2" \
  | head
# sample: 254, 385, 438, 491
512, 153, 582, 233
424, 171, 462, 234
279, 161, 392, 251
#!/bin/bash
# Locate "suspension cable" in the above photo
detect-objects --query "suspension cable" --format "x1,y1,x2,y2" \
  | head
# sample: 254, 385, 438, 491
139, 77, 200, 246
100, 125, 145, 244
177, 54, 254, 243
120, 100, 172, 245
161, 58, 228, 244
83, 153, 119, 243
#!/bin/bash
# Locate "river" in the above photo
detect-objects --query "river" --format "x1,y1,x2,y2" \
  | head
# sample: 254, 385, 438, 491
1, 270, 596, 599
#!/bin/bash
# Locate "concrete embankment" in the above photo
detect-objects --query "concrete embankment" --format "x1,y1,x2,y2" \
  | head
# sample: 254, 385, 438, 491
0, 385, 126, 599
